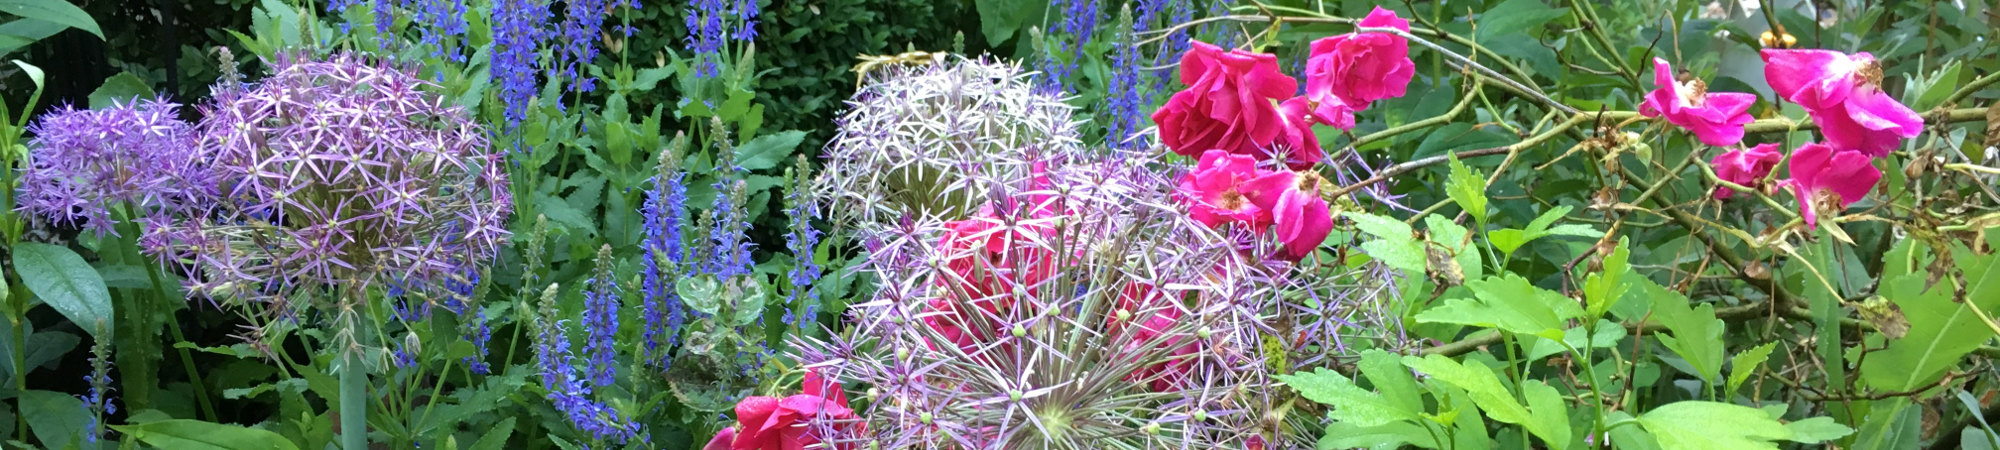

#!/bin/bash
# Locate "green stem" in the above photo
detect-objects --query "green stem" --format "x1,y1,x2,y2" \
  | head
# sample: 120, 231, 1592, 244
340, 348, 369, 450
116, 208, 218, 422
11, 288, 26, 442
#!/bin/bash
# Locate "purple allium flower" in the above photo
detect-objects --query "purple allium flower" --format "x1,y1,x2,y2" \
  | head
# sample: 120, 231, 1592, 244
639, 142, 690, 366
492, 0, 549, 129
18, 98, 210, 236
556, 0, 611, 93
794, 154, 1285, 448
150, 52, 512, 313
819, 56, 1084, 229
530, 282, 639, 443
582, 244, 620, 388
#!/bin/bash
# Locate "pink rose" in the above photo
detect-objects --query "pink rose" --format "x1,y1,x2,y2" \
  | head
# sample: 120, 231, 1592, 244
703, 428, 735, 450
1153, 40, 1298, 159
925, 206, 1058, 352
1761, 49, 1924, 157
1303, 6, 1414, 128
725, 370, 862, 450
1275, 97, 1326, 169
1177, 150, 1294, 229
1105, 283, 1195, 392
1710, 143, 1782, 199
1641, 58, 1757, 147
1783, 142, 1881, 229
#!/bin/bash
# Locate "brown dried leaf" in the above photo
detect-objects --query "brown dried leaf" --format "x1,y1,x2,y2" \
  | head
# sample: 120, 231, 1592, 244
1858, 296, 1911, 339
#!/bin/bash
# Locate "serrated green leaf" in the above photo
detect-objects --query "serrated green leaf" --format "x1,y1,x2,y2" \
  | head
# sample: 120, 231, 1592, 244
1416, 274, 1579, 340
1860, 248, 1999, 392
1357, 350, 1422, 415
1784, 417, 1854, 444
1359, 240, 1427, 273
467, 417, 516, 450
1445, 154, 1488, 223
1521, 380, 1572, 450
1726, 341, 1777, 398
1346, 211, 1413, 239
735, 130, 805, 170
1638, 401, 1792, 450
1319, 421, 1438, 449
1424, 215, 1483, 282
1402, 354, 1528, 425
1278, 367, 1415, 427
1582, 238, 1629, 320
1644, 279, 1725, 384
1488, 228, 1530, 257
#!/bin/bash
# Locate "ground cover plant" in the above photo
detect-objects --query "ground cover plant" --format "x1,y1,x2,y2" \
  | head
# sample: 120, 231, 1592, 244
0, 0, 1997, 449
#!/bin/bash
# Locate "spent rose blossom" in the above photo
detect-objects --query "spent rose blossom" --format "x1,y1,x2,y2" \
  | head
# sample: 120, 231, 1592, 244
1641, 58, 1757, 147
719, 370, 861, 450
1783, 142, 1881, 229
1710, 143, 1783, 199
1152, 40, 1298, 159
1303, 6, 1414, 128
1761, 49, 1924, 157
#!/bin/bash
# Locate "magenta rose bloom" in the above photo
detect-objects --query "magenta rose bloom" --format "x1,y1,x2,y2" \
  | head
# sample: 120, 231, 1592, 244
724, 370, 861, 450
1267, 172, 1334, 261
1710, 143, 1783, 199
1152, 40, 1298, 158
1303, 6, 1415, 128
1274, 97, 1326, 169
1783, 142, 1881, 229
1761, 49, 1924, 157
1641, 58, 1757, 147
1177, 150, 1293, 228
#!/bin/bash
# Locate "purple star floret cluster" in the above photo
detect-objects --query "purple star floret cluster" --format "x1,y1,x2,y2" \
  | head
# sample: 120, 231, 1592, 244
146, 52, 512, 311
18, 98, 212, 236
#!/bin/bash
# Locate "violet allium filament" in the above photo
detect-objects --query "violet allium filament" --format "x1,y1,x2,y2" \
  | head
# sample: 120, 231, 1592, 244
18, 98, 209, 236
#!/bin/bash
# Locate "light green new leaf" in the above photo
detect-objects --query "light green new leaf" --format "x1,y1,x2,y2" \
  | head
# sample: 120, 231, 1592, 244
1638, 401, 1792, 449
1402, 354, 1528, 425
1445, 154, 1487, 223
114, 419, 302, 450
1346, 211, 1413, 240
1581, 238, 1629, 320
1860, 248, 1999, 392
0, 0, 102, 39
1490, 206, 1602, 258
1726, 341, 1777, 398
1416, 274, 1580, 340
1521, 380, 1572, 450
12, 242, 114, 339
1277, 367, 1415, 427
1424, 215, 1483, 282
1320, 421, 1438, 449
1642, 279, 1724, 384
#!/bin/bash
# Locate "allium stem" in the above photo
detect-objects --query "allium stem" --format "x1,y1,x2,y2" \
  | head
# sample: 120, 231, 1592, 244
338, 324, 369, 450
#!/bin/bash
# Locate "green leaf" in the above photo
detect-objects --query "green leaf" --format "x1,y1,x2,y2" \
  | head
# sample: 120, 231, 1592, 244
1637, 401, 1792, 450
13, 242, 114, 338
971, 0, 1047, 45
0, 18, 63, 54
1346, 212, 1426, 273
466, 417, 516, 450
1851, 398, 1921, 450
1726, 341, 1777, 398
1606, 411, 1662, 450
1581, 238, 1629, 320
1424, 215, 1483, 282
1643, 278, 1725, 384
22, 389, 89, 448
1416, 274, 1580, 340
1860, 249, 1999, 392
677, 276, 722, 316
734, 130, 806, 171
1783, 417, 1854, 444
87, 71, 154, 109
113, 419, 301, 450
1357, 350, 1422, 415
1277, 367, 1416, 427
1520, 380, 1572, 450
1474, 0, 1570, 42
1319, 421, 1438, 449
1444, 154, 1488, 223
1402, 354, 1528, 425
0, 0, 102, 39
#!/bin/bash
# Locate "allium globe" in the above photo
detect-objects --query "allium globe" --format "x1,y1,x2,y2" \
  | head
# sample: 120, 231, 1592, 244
148, 52, 512, 309
18, 98, 211, 236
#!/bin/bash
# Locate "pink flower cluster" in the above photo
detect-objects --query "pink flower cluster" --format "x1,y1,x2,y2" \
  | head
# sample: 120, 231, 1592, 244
1660, 49, 1923, 230
1153, 6, 1417, 261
